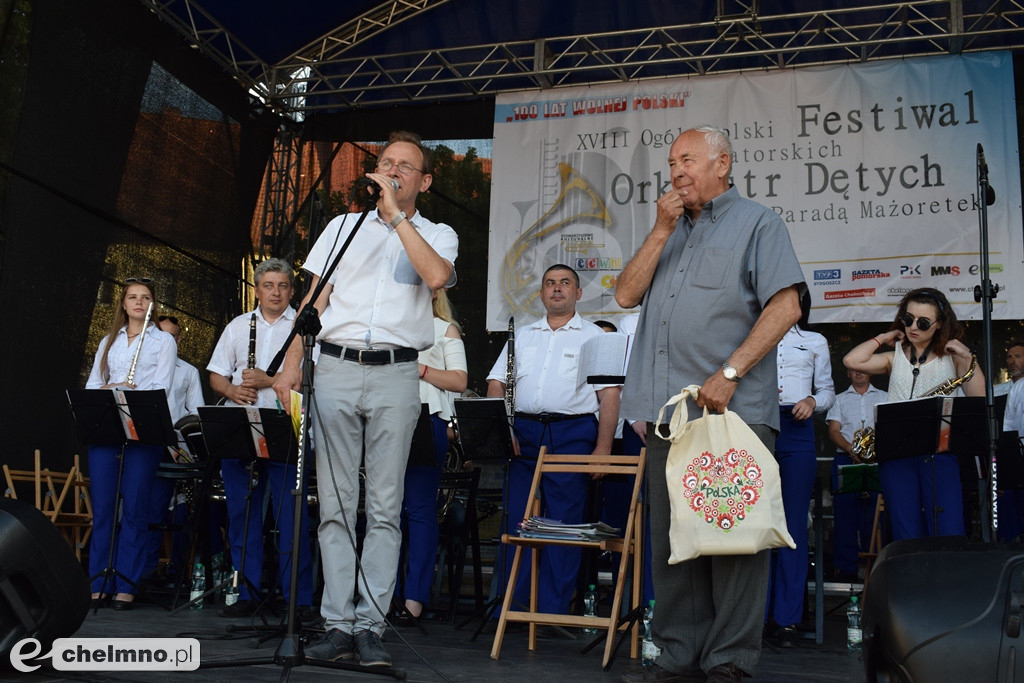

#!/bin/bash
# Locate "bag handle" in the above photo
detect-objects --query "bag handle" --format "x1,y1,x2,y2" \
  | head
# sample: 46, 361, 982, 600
655, 384, 708, 443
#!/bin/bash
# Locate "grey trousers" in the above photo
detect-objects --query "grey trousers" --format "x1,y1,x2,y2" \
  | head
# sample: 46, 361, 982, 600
646, 423, 775, 676
313, 355, 420, 635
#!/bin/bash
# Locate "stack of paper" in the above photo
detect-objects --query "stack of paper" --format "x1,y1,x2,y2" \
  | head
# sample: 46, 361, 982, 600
517, 516, 621, 541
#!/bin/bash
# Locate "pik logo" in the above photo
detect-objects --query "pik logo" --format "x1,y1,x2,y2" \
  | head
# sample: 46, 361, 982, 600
899, 264, 922, 278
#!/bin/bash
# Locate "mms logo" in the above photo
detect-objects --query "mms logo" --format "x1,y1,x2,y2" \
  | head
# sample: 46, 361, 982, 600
930, 265, 960, 276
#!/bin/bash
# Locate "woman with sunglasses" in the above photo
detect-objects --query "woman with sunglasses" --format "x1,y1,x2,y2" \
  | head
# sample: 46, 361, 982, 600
844, 287, 984, 540
84, 278, 177, 610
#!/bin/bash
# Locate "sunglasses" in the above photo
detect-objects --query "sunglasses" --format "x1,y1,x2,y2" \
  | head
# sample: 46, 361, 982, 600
124, 277, 153, 285
899, 312, 935, 331
158, 315, 179, 325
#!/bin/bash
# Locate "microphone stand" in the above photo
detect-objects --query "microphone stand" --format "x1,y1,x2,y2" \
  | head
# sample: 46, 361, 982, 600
973, 143, 1000, 543
202, 187, 404, 679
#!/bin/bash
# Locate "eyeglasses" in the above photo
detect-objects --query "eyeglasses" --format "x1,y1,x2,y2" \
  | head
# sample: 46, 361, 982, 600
899, 312, 935, 331
158, 315, 179, 325
124, 277, 153, 285
376, 159, 424, 175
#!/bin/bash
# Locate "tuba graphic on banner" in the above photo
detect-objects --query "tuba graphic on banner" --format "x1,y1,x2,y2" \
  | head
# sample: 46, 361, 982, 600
500, 161, 610, 318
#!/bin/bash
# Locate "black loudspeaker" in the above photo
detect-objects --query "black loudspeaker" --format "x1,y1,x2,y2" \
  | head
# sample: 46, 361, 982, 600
0, 497, 90, 664
863, 536, 1024, 683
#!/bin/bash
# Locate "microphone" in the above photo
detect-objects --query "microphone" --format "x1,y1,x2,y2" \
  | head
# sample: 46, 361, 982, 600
977, 143, 996, 206
356, 177, 399, 196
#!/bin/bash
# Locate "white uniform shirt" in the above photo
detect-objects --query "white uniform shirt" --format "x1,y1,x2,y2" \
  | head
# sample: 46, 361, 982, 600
995, 381, 1014, 397
1004, 379, 1024, 434
419, 317, 467, 421
207, 306, 297, 409
86, 324, 177, 396
486, 312, 611, 415
776, 326, 836, 412
826, 383, 888, 450
167, 358, 204, 424
303, 209, 458, 351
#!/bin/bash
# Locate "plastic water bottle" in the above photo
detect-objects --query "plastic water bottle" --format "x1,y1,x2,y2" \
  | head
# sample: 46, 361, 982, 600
641, 599, 660, 666
224, 568, 239, 608
189, 562, 204, 610
582, 584, 598, 635
847, 595, 862, 651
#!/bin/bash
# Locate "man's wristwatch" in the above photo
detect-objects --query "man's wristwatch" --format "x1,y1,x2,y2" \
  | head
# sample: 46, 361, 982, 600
389, 211, 408, 229
722, 362, 741, 382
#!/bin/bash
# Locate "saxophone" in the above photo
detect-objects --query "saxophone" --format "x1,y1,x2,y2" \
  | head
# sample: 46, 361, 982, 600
505, 316, 516, 423
853, 354, 977, 463
124, 302, 155, 388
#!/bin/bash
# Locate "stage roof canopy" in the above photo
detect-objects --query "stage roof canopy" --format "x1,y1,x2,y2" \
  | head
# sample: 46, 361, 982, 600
142, 0, 1024, 116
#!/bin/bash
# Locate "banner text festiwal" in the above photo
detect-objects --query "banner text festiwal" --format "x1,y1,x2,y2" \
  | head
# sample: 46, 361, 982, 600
486, 52, 1023, 330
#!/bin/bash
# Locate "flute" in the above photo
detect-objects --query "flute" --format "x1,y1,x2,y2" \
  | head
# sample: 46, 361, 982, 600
124, 302, 155, 388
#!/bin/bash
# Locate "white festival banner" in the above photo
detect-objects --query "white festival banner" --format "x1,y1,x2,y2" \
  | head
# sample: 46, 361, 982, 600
487, 52, 1022, 329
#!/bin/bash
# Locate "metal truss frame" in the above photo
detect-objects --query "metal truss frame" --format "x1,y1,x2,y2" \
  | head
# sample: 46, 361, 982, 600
141, 0, 1024, 115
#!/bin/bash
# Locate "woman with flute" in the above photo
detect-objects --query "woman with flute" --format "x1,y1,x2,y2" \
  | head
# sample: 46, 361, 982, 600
85, 277, 177, 610
844, 287, 984, 540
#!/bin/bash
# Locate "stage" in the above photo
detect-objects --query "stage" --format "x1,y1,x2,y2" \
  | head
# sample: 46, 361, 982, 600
17, 596, 863, 682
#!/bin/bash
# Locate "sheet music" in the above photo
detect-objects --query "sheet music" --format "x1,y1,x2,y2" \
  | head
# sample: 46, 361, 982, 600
577, 332, 628, 384
245, 406, 272, 459
113, 388, 138, 440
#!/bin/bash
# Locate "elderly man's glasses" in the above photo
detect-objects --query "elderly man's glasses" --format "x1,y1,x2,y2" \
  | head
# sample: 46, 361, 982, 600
376, 159, 424, 175
899, 312, 934, 331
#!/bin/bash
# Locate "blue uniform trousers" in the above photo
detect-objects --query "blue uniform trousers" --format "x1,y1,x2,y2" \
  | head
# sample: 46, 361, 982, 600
830, 453, 878, 575
601, 425, 655, 604
878, 453, 964, 540
398, 413, 448, 604
766, 408, 817, 628
88, 443, 163, 595
500, 414, 598, 615
221, 458, 313, 604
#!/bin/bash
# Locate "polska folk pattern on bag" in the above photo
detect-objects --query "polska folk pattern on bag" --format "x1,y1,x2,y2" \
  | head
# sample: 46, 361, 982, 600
682, 448, 763, 532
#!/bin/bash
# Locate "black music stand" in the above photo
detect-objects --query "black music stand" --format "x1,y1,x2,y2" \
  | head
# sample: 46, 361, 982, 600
875, 396, 991, 535
189, 405, 299, 619
875, 397, 992, 461
450, 397, 517, 639
67, 388, 175, 605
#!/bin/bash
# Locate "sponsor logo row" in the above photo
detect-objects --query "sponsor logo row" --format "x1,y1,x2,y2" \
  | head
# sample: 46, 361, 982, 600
813, 263, 1002, 283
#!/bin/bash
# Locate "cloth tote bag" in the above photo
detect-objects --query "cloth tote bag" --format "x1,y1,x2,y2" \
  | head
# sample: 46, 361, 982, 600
655, 384, 795, 563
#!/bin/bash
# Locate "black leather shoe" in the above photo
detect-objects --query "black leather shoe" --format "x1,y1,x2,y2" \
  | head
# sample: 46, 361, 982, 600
620, 662, 702, 682
218, 599, 258, 618
777, 625, 799, 648
111, 598, 134, 611
706, 663, 744, 682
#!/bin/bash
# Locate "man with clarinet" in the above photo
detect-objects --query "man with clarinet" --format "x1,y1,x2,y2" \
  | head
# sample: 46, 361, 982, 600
207, 257, 315, 619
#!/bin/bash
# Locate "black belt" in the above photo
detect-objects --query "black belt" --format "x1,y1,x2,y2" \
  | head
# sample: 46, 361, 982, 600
319, 342, 418, 365
514, 412, 593, 424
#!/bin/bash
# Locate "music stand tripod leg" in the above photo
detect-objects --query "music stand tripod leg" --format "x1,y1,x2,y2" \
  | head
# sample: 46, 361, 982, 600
89, 442, 143, 607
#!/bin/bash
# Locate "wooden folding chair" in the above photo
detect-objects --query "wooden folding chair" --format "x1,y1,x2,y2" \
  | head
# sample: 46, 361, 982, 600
490, 447, 646, 669
40, 453, 93, 560
3, 449, 42, 508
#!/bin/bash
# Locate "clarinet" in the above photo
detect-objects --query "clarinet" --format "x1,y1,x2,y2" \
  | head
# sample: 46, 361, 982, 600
505, 316, 515, 425
247, 313, 257, 370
